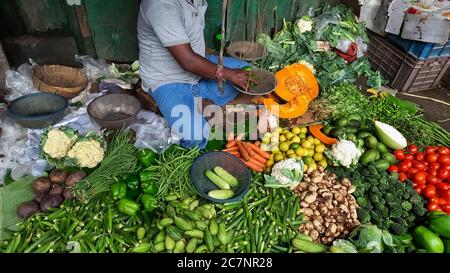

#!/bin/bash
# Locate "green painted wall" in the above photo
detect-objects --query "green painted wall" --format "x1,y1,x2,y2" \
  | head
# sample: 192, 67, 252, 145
1, 0, 330, 62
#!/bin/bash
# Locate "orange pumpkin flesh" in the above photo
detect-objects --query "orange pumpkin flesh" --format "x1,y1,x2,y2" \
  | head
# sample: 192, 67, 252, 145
274, 63, 319, 102
263, 95, 309, 119
309, 125, 338, 145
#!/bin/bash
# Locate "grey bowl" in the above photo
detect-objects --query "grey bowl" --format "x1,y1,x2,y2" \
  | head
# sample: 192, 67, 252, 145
190, 151, 252, 204
7, 93, 68, 129
87, 94, 141, 130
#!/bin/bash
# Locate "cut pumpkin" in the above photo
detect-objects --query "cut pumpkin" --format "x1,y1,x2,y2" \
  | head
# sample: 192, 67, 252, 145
263, 95, 309, 119
274, 63, 319, 102
309, 125, 338, 145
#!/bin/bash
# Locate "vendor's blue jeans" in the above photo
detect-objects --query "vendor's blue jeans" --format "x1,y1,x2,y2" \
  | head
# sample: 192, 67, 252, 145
148, 55, 249, 149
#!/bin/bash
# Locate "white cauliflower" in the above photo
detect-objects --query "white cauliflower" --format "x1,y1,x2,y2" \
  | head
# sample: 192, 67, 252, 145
328, 140, 362, 168
296, 17, 313, 33
264, 158, 304, 188
42, 128, 77, 159
298, 60, 316, 74
67, 139, 104, 168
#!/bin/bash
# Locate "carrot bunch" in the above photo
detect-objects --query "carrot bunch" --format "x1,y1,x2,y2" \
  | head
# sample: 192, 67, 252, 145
222, 139, 270, 173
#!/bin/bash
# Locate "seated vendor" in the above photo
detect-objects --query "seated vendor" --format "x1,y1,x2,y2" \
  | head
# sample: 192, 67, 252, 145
138, 0, 251, 149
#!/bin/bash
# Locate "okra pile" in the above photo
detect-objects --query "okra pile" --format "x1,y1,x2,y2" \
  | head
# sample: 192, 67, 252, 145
2, 195, 158, 253
215, 174, 303, 253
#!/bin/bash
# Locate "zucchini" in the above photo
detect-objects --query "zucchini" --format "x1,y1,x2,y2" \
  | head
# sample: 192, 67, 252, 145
205, 170, 231, 190
213, 166, 239, 187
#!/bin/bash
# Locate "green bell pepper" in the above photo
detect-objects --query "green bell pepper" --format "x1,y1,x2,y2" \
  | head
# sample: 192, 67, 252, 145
111, 182, 127, 200
140, 170, 158, 195
141, 194, 158, 212
118, 198, 140, 216
138, 149, 158, 168
122, 173, 141, 199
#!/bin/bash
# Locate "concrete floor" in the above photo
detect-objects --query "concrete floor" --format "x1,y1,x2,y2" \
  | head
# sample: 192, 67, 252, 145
397, 87, 450, 132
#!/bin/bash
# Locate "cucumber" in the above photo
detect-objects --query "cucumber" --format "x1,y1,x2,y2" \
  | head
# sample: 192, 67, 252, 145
186, 238, 199, 253
209, 219, 219, 235
427, 214, 450, 239
166, 225, 183, 241
208, 189, 234, 200
364, 136, 378, 149
174, 216, 194, 231
185, 229, 205, 239
360, 149, 379, 166
335, 117, 348, 127
165, 235, 176, 252
376, 142, 388, 154
413, 225, 444, 253
195, 220, 209, 231
213, 166, 239, 187
370, 159, 390, 171
160, 218, 174, 227
183, 209, 202, 221
292, 238, 327, 253
205, 170, 231, 190
174, 239, 186, 253
381, 153, 396, 164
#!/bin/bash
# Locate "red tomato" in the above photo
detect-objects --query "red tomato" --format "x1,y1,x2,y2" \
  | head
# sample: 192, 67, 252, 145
438, 169, 449, 180
426, 147, 437, 154
408, 144, 418, 154
428, 170, 437, 177
424, 184, 437, 199
405, 154, 414, 161
414, 162, 427, 171
438, 155, 450, 165
414, 171, 427, 184
394, 150, 406, 161
437, 147, 450, 156
439, 189, 450, 202
427, 202, 440, 211
398, 172, 408, 182
436, 182, 450, 191
436, 198, 447, 205
408, 168, 419, 178
444, 165, 450, 172
403, 160, 413, 169
414, 186, 422, 194
388, 165, 398, 173
430, 162, 441, 170
426, 153, 439, 163
415, 152, 425, 162
398, 163, 409, 173
442, 205, 450, 214
427, 175, 440, 184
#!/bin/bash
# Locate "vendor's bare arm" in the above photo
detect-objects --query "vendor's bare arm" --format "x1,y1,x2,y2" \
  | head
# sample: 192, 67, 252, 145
167, 43, 250, 89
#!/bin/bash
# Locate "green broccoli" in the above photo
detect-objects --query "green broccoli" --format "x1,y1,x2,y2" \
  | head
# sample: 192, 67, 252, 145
356, 196, 368, 207
390, 222, 408, 235
413, 203, 427, 217
369, 193, 380, 204
389, 208, 403, 218
374, 201, 385, 212
406, 215, 416, 223
384, 193, 395, 203
357, 209, 371, 224
401, 201, 412, 211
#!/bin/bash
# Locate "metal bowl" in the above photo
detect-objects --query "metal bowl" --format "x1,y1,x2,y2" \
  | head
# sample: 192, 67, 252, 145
233, 69, 276, 95
87, 94, 141, 130
7, 93, 68, 129
190, 151, 252, 204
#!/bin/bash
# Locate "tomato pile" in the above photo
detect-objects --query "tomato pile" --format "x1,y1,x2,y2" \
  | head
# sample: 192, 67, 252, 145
388, 145, 450, 214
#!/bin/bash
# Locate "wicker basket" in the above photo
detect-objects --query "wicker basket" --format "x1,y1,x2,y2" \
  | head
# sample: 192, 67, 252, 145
32, 65, 88, 99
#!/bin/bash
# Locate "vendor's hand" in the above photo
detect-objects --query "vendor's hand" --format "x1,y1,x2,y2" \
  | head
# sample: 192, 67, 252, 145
225, 69, 256, 90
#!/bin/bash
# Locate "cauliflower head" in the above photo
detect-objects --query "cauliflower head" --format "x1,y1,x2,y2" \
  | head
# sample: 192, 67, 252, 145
265, 158, 304, 188
330, 140, 362, 167
42, 128, 76, 159
67, 139, 104, 168
296, 16, 313, 33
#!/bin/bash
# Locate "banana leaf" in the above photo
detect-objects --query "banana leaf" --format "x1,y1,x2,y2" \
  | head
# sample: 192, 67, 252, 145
0, 176, 36, 240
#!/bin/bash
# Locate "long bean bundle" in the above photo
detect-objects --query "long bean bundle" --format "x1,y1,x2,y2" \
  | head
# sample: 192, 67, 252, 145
144, 145, 201, 199
73, 130, 139, 201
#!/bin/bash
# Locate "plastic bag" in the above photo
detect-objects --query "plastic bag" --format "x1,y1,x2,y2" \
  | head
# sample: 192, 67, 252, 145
314, 14, 340, 40
4, 63, 39, 101
131, 110, 179, 154
74, 55, 108, 81
355, 37, 368, 58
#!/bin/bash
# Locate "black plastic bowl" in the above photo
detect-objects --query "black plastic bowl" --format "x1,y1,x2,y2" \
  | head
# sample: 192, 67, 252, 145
7, 93, 68, 129
190, 151, 252, 204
